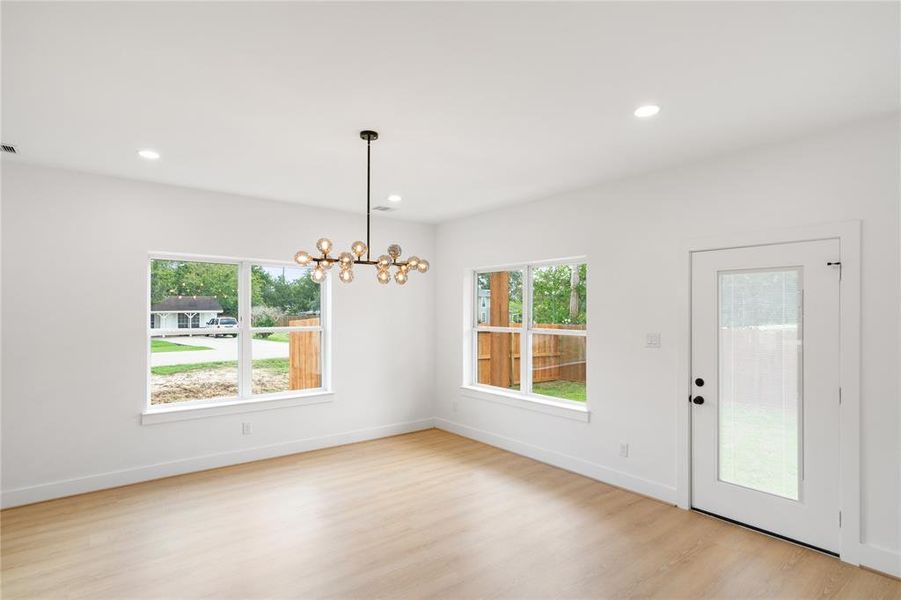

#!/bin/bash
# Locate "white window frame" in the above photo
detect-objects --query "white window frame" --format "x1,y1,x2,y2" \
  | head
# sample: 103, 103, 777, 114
143, 252, 333, 423
465, 258, 588, 419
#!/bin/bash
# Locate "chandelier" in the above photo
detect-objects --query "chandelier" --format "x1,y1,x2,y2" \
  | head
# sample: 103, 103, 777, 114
293, 130, 429, 285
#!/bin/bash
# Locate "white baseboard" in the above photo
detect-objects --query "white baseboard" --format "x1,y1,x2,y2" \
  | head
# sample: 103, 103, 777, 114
434, 418, 678, 504
1, 418, 435, 509
859, 542, 901, 579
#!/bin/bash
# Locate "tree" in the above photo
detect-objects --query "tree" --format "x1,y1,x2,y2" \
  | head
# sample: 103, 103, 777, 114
569, 265, 580, 320
150, 261, 321, 320
253, 265, 320, 317
151, 260, 239, 316
531, 264, 586, 326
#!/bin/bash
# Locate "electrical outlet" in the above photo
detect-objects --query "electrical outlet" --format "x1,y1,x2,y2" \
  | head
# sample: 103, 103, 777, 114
242, 422, 252, 435
645, 333, 661, 348
619, 443, 629, 458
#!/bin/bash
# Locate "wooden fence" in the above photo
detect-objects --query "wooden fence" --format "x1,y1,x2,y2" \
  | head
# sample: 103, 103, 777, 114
476, 270, 585, 388
288, 318, 321, 389
477, 324, 586, 388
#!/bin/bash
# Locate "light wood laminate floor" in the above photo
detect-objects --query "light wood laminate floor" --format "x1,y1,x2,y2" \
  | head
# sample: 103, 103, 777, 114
2, 429, 899, 599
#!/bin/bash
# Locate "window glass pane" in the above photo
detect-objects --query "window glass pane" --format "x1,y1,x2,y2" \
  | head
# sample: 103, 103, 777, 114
251, 264, 321, 327
252, 331, 321, 394
476, 271, 523, 326
150, 259, 239, 328
718, 269, 800, 500
150, 334, 238, 405
529, 334, 586, 402
531, 264, 587, 330
476, 331, 519, 390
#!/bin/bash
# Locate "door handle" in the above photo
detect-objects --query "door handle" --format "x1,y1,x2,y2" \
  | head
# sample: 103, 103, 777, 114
692, 396, 705, 405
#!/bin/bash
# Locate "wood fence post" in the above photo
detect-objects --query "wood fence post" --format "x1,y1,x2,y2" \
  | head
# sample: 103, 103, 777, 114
488, 272, 511, 387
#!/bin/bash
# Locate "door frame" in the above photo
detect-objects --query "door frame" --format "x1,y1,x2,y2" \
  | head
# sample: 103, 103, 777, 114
676, 221, 861, 565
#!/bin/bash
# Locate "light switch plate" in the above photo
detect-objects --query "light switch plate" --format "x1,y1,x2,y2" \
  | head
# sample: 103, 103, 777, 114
645, 333, 661, 348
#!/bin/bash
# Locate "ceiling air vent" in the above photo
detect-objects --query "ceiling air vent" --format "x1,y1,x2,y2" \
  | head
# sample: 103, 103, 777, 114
1, 144, 17, 154
372, 205, 395, 213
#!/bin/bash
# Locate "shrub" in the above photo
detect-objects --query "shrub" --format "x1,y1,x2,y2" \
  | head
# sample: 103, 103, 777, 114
255, 313, 276, 338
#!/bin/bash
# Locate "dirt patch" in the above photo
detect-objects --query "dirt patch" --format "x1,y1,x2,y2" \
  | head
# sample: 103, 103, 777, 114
151, 368, 289, 405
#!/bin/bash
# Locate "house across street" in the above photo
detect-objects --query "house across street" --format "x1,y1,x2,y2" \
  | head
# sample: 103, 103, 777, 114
150, 295, 224, 329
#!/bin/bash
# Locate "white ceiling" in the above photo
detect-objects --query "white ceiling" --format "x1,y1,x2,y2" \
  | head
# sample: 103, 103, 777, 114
3, 2, 898, 223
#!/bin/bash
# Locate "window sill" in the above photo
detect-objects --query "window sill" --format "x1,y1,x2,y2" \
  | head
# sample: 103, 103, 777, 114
141, 390, 334, 425
459, 385, 590, 422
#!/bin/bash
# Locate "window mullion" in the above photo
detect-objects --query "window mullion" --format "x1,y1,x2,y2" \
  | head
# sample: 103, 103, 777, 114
521, 265, 532, 395
474, 325, 519, 333
249, 327, 322, 334
470, 270, 478, 386
239, 261, 252, 398
321, 271, 332, 391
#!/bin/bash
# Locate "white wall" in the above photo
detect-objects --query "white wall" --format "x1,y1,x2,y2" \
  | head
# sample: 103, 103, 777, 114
1, 164, 436, 505
2, 116, 898, 574
433, 116, 900, 569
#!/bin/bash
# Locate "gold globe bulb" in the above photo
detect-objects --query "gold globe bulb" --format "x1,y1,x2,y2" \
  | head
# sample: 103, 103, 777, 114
394, 269, 408, 285
351, 241, 367, 257
316, 238, 333, 254
407, 256, 420, 269
377, 270, 391, 285
417, 259, 430, 273
294, 250, 313, 266
338, 251, 354, 266
338, 268, 354, 283
387, 244, 402, 259
377, 254, 392, 268
310, 266, 326, 284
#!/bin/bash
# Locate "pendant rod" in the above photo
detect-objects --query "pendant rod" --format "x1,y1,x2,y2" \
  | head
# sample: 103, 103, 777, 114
366, 137, 371, 261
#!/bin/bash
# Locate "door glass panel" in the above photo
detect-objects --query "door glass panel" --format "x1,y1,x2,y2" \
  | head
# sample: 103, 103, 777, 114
718, 269, 801, 500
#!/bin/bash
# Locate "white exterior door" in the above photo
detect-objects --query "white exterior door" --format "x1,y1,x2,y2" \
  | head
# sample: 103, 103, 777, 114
691, 239, 841, 552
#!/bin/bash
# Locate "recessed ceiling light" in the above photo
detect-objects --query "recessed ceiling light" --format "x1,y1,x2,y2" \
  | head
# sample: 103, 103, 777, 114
387, 194, 402, 203
137, 149, 160, 160
634, 105, 661, 118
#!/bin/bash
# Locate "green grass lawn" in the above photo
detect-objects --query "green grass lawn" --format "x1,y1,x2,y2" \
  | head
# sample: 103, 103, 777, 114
151, 358, 288, 376
151, 339, 213, 353
511, 379, 587, 402
253, 332, 290, 343
532, 380, 586, 402
252, 357, 290, 373
719, 402, 799, 500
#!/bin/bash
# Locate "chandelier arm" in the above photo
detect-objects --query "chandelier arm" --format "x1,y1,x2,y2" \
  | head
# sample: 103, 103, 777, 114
309, 257, 410, 267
